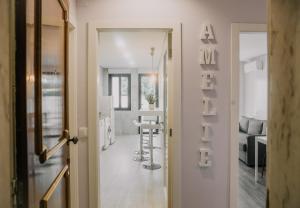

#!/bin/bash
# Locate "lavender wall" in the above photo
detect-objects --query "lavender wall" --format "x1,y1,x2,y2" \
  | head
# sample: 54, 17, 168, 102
76, 0, 266, 207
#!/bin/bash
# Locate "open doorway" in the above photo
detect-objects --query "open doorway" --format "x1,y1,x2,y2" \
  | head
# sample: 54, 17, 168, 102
230, 24, 267, 208
238, 32, 268, 208
98, 30, 169, 208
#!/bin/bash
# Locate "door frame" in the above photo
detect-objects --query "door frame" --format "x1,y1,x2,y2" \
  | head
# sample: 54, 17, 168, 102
68, 21, 79, 208
230, 23, 267, 208
87, 21, 182, 208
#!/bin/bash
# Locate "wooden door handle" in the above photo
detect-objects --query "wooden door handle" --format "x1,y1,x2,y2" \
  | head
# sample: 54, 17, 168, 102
40, 165, 69, 208
39, 130, 70, 163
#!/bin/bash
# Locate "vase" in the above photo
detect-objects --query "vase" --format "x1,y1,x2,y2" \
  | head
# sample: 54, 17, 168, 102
149, 103, 155, 110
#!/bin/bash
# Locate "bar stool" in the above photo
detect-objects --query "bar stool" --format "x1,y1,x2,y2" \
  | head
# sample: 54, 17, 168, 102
132, 120, 149, 161
141, 115, 157, 133
143, 123, 162, 170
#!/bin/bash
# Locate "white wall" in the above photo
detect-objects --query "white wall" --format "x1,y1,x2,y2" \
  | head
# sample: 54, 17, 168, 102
76, 0, 266, 207
240, 55, 268, 120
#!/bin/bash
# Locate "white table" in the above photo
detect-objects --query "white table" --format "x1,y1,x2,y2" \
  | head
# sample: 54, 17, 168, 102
137, 109, 164, 117
255, 136, 267, 183
137, 109, 164, 132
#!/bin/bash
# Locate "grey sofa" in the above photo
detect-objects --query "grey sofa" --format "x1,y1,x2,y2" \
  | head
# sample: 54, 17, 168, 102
239, 116, 267, 166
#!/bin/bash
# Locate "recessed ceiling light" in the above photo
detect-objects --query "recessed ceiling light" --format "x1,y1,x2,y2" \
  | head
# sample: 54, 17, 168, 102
124, 52, 131, 59
129, 60, 136, 66
115, 36, 126, 49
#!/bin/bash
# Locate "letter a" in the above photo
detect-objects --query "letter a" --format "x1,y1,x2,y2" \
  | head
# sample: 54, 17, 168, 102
200, 23, 215, 40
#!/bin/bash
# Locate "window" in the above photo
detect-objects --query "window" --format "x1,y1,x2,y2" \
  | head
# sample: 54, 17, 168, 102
138, 73, 159, 134
138, 73, 159, 110
109, 74, 131, 110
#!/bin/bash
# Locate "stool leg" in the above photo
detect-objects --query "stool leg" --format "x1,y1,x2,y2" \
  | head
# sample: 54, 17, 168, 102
150, 128, 153, 165
140, 127, 149, 154
133, 126, 148, 161
134, 127, 149, 155
143, 128, 161, 170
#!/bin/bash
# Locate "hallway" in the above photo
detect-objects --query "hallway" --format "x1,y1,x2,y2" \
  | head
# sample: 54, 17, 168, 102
2, 0, 300, 208
100, 135, 166, 208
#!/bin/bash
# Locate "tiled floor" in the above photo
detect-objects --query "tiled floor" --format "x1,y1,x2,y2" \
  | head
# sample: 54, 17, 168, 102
100, 134, 166, 208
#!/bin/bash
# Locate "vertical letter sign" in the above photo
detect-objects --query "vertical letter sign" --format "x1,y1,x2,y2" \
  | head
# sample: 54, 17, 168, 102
199, 23, 217, 168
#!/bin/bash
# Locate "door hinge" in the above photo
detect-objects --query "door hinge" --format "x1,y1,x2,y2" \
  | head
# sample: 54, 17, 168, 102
169, 128, 173, 137
11, 178, 17, 195
11, 178, 17, 207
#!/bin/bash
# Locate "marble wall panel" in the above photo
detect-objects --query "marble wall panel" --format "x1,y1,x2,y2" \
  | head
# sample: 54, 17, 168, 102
268, 0, 300, 207
0, 0, 13, 207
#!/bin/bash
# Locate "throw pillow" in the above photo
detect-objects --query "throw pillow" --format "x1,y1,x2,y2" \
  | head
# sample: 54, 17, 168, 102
239, 117, 249, 133
261, 122, 267, 135
248, 119, 263, 135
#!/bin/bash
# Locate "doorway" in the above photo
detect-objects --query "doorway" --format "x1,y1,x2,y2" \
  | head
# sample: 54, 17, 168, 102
87, 22, 182, 208
98, 30, 168, 208
230, 24, 267, 208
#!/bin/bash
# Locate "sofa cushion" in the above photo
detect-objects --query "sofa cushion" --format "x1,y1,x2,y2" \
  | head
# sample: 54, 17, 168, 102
239, 117, 249, 133
248, 119, 263, 135
239, 132, 248, 145
239, 132, 249, 153
261, 121, 267, 135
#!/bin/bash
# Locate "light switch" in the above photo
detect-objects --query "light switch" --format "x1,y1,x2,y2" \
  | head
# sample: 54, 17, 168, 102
78, 127, 88, 138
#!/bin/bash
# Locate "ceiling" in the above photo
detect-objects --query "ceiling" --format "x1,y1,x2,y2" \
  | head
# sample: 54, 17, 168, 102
98, 31, 167, 69
239, 32, 267, 61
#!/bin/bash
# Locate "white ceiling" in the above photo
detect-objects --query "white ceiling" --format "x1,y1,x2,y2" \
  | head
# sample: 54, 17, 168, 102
239, 32, 267, 61
98, 31, 167, 69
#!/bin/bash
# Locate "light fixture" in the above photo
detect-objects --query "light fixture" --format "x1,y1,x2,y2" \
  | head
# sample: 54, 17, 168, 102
26, 74, 35, 83
150, 47, 157, 83
150, 47, 155, 70
150, 74, 157, 83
